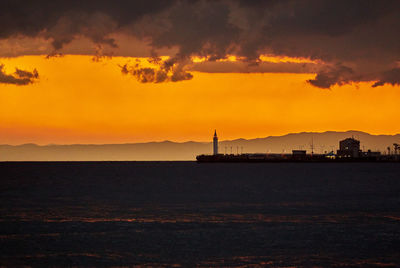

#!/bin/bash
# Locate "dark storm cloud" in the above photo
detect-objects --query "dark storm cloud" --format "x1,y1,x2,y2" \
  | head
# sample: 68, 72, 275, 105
190, 61, 321, 74
307, 65, 355, 89
1, 0, 400, 88
0, 64, 39, 85
372, 68, 400, 88
0, 0, 174, 50
147, 1, 239, 60
120, 57, 193, 83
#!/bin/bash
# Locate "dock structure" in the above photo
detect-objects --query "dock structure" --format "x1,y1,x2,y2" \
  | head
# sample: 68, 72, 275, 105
196, 132, 400, 163
337, 138, 361, 158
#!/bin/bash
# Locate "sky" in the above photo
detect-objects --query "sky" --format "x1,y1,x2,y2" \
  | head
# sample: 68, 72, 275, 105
1, 0, 400, 145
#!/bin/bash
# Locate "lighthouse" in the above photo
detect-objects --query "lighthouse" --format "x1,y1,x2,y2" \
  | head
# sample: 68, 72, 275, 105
213, 130, 218, 155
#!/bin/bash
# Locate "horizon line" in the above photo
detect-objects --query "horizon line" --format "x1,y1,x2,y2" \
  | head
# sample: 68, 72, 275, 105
1, 130, 400, 147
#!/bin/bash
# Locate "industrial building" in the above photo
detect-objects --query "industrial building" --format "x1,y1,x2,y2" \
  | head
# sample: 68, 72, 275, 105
336, 137, 382, 158
337, 137, 361, 158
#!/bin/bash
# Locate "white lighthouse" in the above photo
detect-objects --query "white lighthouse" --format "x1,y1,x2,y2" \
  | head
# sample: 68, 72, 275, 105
213, 130, 218, 155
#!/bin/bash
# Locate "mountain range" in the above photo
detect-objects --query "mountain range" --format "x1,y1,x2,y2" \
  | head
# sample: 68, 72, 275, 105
1, 131, 399, 161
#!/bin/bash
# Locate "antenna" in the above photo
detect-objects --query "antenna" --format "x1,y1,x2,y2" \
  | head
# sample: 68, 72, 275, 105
310, 137, 314, 156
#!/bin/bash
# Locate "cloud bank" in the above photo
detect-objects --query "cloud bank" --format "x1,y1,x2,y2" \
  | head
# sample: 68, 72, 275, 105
1, 0, 400, 88
120, 57, 193, 83
0, 64, 39, 85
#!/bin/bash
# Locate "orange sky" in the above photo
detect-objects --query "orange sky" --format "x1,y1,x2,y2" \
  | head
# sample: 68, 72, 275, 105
1, 55, 400, 145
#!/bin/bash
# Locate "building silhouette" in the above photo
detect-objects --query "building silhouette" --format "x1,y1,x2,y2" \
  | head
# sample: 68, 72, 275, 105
213, 130, 218, 155
337, 137, 361, 158
292, 150, 307, 158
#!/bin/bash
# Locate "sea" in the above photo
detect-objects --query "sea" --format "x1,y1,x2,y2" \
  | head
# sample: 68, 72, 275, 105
1, 162, 400, 267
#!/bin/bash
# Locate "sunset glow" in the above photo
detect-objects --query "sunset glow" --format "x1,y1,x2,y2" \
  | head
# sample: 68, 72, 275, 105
2, 2, 400, 267
1, 0, 400, 145
1, 55, 399, 145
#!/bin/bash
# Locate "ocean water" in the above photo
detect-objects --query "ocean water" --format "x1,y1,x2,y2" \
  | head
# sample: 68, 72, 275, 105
1, 162, 400, 267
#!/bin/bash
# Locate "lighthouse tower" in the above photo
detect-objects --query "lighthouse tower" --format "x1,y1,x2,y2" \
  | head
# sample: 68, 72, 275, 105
213, 130, 218, 155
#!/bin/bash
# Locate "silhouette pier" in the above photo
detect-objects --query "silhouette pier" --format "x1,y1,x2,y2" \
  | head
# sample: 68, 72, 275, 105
196, 131, 400, 163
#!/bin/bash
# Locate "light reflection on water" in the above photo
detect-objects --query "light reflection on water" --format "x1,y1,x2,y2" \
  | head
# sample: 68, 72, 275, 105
2, 211, 400, 224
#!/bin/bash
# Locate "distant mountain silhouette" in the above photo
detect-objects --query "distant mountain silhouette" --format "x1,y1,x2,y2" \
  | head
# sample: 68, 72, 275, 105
1, 131, 399, 161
